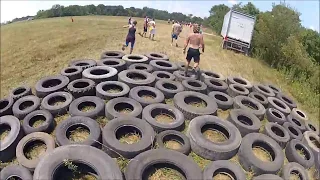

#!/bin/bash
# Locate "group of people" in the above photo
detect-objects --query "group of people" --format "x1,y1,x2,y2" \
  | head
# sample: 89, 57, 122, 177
122, 17, 204, 76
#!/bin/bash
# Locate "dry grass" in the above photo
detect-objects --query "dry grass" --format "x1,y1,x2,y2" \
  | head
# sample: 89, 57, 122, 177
164, 140, 182, 150
0, 128, 10, 141
118, 132, 141, 144
106, 88, 122, 93
80, 106, 95, 112
0, 158, 19, 169
95, 116, 109, 128
141, 95, 155, 101
229, 155, 255, 179
31, 119, 45, 128
155, 113, 174, 123
213, 173, 233, 180
68, 127, 90, 143
165, 98, 174, 106
188, 100, 207, 108
203, 129, 228, 143
252, 146, 272, 162
24, 142, 47, 160
297, 149, 307, 160
117, 108, 133, 114
188, 151, 211, 170
217, 109, 230, 120
148, 167, 184, 180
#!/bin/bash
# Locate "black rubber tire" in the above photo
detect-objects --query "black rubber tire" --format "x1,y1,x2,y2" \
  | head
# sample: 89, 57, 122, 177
96, 81, 130, 100
302, 131, 320, 156
55, 116, 101, 147
287, 115, 306, 132
227, 84, 250, 97
22, 110, 55, 134
142, 103, 185, 132
145, 52, 169, 61
203, 160, 246, 180
129, 86, 165, 107
67, 78, 96, 98
122, 54, 149, 66
152, 71, 175, 81
0, 165, 32, 180
118, 69, 155, 88
12, 95, 41, 120
100, 50, 125, 59
238, 133, 284, 175
105, 97, 142, 119
0, 96, 14, 116
176, 61, 192, 71
16, 132, 55, 171
252, 84, 275, 97
233, 96, 266, 120
82, 66, 117, 83
40, 91, 73, 116
35, 75, 69, 98
173, 70, 197, 82
97, 58, 126, 72
208, 91, 233, 110
227, 76, 253, 90
263, 122, 290, 149
102, 117, 155, 158
149, 60, 178, 73
156, 130, 191, 155
155, 79, 184, 98
9, 85, 32, 102
33, 145, 122, 180
200, 70, 225, 82
181, 79, 207, 94
60, 66, 83, 82
253, 174, 284, 180
249, 92, 268, 108
204, 78, 228, 93
266, 108, 286, 125
69, 59, 97, 69
125, 149, 202, 179
0, 116, 24, 162
281, 162, 308, 180
69, 96, 104, 119
283, 122, 303, 140
266, 83, 282, 95
227, 109, 261, 137
276, 93, 297, 109
304, 121, 319, 135
291, 108, 309, 122
188, 115, 241, 160
174, 91, 218, 120
285, 139, 315, 168
128, 63, 153, 73
267, 97, 291, 116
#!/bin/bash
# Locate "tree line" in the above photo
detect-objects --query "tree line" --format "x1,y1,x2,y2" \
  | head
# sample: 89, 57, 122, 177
35, 4, 203, 24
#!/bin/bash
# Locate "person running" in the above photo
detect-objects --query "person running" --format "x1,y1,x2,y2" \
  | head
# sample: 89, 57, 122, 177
142, 16, 149, 37
122, 20, 137, 54
148, 19, 156, 40
183, 24, 205, 76
171, 21, 182, 47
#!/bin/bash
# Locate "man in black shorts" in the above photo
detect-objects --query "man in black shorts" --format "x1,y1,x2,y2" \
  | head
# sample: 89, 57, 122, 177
183, 24, 205, 76
142, 16, 148, 37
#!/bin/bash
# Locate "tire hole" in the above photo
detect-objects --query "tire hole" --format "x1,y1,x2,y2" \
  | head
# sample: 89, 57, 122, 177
0, 124, 11, 141
90, 69, 109, 75
127, 72, 147, 80
23, 140, 47, 160
48, 96, 66, 106
106, 52, 119, 56
156, 61, 172, 67
212, 168, 236, 180
258, 85, 270, 93
156, 73, 170, 79
233, 78, 247, 85
288, 127, 299, 136
273, 99, 285, 109
163, 83, 177, 90
75, 62, 89, 66
184, 96, 207, 108
163, 135, 184, 150
19, 100, 34, 110
67, 124, 90, 143
6, 176, 22, 180
237, 115, 253, 126
102, 84, 123, 94
214, 94, 228, 102
64, 68, 77, 74
128, 56, 143, 60
241, 100, 258, 110
271, 110, 282, 119
295, 144, 311, 160
78, 102, 96, 112
234, 85, 245, 92
289, 170, 303, 180
103, 60, 119, 66
201, 124, 229, 143
151, 108, 175, 124
253, 94, 264, 102
205, 72, 219, 78
135, 66, 147, 70
114, 102, 134, 114
13, 88, 26, 95
296, 111, 305, 118
43, 79, 62, 88
73, 81, 90, 89
138, 90, 156, 101
187, 81, 201, 87
282, 96, 292, 104
271, 126, 285, 137
252, 141, 275, 162
310, 136, 320, 149
150, 53, 163, 58
116, 126, 142, 144
292, 119, 301, 127
53, 160, 98, 180
210, 80, 222, 86
143, 163, 186, 180
308, 124, 316, 132
29, 115, 46, 128
0, 100, 9, 110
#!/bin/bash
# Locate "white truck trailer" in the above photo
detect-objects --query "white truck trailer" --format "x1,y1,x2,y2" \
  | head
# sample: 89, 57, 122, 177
221, 10, 256, 55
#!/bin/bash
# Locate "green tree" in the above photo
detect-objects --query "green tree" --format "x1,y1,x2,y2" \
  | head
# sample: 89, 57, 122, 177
300, 28, 320, 65
208, 4, 230, 33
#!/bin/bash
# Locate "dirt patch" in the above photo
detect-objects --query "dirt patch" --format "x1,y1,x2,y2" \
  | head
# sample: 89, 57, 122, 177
119, 133, 141, 144
155, 114, 174, 124
164, 140, 182, 150
148, 168, 184, 180
68, 127, 90, 143
203, 129, 227, 143
252, 146, 273, 162
24, 141, 47, 160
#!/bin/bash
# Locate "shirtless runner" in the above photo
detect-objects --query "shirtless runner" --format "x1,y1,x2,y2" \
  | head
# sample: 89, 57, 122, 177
183, 24, 205, 76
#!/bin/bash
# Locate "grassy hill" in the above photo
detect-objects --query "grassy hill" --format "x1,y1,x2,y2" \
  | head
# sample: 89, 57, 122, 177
1, 16, 318, 179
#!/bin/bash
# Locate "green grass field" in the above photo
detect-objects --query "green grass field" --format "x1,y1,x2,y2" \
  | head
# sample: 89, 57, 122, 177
1, 16, 319, 179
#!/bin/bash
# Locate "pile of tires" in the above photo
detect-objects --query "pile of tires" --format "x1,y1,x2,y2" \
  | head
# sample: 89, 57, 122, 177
0, 51, 318, 180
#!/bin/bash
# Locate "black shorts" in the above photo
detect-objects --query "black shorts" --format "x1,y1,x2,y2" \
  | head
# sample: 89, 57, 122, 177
186, 48, 200, 63
144, 26, 147, 32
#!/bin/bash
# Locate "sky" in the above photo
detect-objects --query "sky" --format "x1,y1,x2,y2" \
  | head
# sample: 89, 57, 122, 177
1, 0, 319, 32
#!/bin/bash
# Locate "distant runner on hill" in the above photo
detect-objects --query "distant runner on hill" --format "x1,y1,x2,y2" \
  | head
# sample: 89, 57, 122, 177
122, 20, 137, 54
148, 19, 156, 40
183, 24, 205, 76
171, 21, 182, 47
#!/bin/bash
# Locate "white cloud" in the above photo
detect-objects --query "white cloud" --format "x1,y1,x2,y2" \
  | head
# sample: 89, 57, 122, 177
309, 26, 315, 30
228, 0, 237, 5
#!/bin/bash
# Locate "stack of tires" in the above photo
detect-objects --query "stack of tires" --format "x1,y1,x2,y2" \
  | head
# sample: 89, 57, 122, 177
0, 50, 318, 180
